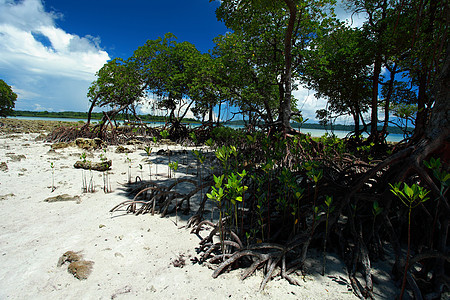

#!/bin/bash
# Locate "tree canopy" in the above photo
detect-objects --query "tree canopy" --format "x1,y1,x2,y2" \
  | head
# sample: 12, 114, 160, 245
86, 0, 448, 142
0, 79, 17, 118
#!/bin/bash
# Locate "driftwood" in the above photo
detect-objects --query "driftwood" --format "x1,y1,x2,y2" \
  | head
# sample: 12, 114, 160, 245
73, 160, 112, 171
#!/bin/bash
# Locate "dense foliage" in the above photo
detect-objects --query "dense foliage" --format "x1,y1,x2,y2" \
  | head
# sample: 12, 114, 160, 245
0, 79, 17, 117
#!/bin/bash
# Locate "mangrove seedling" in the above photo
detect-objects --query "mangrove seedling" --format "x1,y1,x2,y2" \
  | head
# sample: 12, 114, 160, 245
322, 195, 334, 276
424, 157, 450, 194
207, 174, 226, 254
139, 164, 143, 181
126, 153, 132, 183
390, 182, 430, 300
372, 201, 383, 237
169, 161, 179, 178
88, 164, 95, 193
50, 162, 55, 192
423, 157, 450, 248
169, 161, 180, 224
291, 186, 305, 235
193, 150, 206, 207
160, 129, 169, 140
160, 129, 172, 177
205, 138, 214, 149
80, 152, 88, 193
100, 151, 111, 193
144, 146, 152, 180
79, 152, 95, 192
252, 173, 267, 242
304, 161, 323, 231
189, 132, 197, 146
224, 170, 248, 234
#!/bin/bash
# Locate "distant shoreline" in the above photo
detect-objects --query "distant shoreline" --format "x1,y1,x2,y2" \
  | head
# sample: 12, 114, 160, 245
12, 109, 408, 136
4, 116, 406, 142
12, 110, 199, 124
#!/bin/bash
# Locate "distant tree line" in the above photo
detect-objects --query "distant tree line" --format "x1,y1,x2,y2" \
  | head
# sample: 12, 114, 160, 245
13, 110, 199, 123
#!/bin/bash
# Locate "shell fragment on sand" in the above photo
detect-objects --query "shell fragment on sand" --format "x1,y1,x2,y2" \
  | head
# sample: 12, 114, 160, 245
57, 250, 94, 280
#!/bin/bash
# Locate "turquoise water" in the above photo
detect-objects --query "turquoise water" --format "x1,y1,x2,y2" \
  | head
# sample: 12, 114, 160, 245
12, 116, 92, 123
297, 127, 405, 143
11, 116, 405, 142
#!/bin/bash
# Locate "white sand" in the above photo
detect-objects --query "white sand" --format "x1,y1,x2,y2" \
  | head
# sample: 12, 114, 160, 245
0, 132, 396, 299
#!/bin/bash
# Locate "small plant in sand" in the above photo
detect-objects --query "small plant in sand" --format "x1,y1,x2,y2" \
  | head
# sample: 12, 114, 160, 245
169, 161, 180, 224
50, 161, 55, 192
423, 157, 450, 249
125, 153, 132, 183
205, 138, 214, 148
160, 129, 169, 140
168, 161, 179, 179
88, 164, 95, 193
144, 146, 152, 180
100, 150, 111, 193
189, 131, 197, 146
424, 157, 450, 195
138, 163, 144, 180
321, 195, 334, 275
390, 182, 430, 299
252, 173, 267, 242
204, 138, 215, 175
160, 129, 172, 178
80, 152, 94, 193
151, 137, 160, 177
193, 149, 206, 210
80, 152, 87, 192
207, 174, 226, 253
304, 161, 323, 231
224, 170, 248, 234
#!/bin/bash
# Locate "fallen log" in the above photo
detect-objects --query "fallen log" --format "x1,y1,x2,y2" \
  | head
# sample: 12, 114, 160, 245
73, 160, 112, 171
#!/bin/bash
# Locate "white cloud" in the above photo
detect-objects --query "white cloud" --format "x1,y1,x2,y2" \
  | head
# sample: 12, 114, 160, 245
0, 0, 110, 112
293, 84, 357, 125
334, 0, 367, 28
138, 97, 197, 120
293, 85, 325, 122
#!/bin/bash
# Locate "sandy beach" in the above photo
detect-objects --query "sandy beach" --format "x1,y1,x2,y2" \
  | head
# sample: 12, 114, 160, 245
0, 120, 398, 299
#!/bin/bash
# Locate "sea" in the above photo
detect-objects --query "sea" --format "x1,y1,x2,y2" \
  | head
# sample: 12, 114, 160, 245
11, 116, 405, 143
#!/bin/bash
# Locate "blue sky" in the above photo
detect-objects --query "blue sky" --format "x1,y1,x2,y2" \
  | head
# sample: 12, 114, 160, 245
0, 0, 228, 114
43, 0, 227, 57
0, 0, 366, 122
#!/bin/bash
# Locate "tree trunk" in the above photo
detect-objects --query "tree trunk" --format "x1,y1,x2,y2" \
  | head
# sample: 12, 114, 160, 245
352, 106, 360, 138
424, 45, 450, 146
370, 53, 382, 141
86, 94, 100, 126
381, 64, 397, 139
278, 0, 297, 133
412, 70, 429, 141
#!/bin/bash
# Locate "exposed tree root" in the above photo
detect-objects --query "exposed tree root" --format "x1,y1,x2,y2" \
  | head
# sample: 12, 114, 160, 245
110, 178, 202, 216
192, 218, 316, 291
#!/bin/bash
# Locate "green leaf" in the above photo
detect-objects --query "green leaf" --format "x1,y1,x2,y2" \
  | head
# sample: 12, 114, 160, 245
403, 184, 413, 198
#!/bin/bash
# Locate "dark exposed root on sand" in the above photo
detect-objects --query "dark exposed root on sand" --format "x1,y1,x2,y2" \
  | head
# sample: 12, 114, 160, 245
110, 178, 212, 218
191, 219, 315, 291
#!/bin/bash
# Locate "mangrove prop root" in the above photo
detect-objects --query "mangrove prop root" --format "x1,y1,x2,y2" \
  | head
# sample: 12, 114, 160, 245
110, 178, 200, 216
